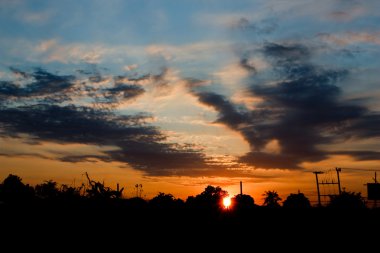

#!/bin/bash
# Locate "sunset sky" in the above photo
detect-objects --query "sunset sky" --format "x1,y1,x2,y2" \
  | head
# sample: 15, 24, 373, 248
1, 0, 380, 204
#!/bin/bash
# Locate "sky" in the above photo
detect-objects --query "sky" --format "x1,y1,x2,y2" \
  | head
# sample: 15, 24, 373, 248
1, 0, 380, 204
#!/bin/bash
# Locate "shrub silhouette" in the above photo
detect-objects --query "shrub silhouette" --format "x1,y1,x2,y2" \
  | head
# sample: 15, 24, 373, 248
59, 184, 83, 199
85, 172, 124, 199
328, 191, 365, 209
125, 197, 147, 209
35, 180, 60, 199
149, 192, 184, 209
232, 194, 255, 211
0, 174, 35, 203
283, 192, 311, 209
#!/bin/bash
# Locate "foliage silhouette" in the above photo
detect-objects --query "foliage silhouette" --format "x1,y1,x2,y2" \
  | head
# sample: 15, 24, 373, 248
283, 192, 311, 208
186, 185, 228, 211
328, 191, 365, 209
232, 194, 256, 211
0, 174, 35, 203
262, 190, 282, 208
1, 173, 378, 248
59, 184, 82, 199
85, 172, 124, 199
125, 196, 147, 209
149, 192, 184, 209
35, 180, 60, 199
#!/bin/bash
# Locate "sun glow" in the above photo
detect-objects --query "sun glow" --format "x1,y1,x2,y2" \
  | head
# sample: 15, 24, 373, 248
223, 197, 231, 209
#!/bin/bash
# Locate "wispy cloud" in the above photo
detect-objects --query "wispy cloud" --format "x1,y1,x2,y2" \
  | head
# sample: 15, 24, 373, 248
33, 39, 109, 64
20, 9, 53, 24
318, 32, 380, 46
24, 39, 232, 68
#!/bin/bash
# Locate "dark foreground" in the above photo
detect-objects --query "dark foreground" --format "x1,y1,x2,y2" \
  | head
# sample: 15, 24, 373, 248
2, 203, 379, 250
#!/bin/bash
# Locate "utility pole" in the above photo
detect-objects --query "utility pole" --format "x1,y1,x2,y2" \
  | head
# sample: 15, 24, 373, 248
313, 171, 323, 207
240, 181, 243, 195
373, 172, 377, 208
336, 167, 342, 195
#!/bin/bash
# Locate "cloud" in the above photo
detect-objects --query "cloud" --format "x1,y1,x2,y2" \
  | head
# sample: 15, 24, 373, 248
0, 67, 147, 107
20, 9, 53, 24
0, 68, 75, 103
231, 17, 278, 35
326, 3, 368, 22
104, 84, 145, 101
262, 42, 311, 62
318, 32, 380, 46
194, 12, 253, 29
213, 62, 250, 92
123, 64, 138, 71
239, 152, 301, 170
332, 151, 380, 161
0, 67, 254, 177
145, 41, 230, 63
194, 92, 248, 129
0, 101, 215, 176
192, 41, 380, 169
33, 39, 113, 64
26, 39, 231, 69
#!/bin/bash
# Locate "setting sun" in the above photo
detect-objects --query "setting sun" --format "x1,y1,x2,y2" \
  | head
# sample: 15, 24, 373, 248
223, 197, 231, 209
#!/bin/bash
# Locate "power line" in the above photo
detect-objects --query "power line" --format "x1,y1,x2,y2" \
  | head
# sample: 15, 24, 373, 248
340, 167, 380, 172
306, 168, 379, 173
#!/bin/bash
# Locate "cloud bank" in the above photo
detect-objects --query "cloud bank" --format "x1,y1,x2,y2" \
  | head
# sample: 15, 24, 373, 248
0, 67, 224, 177
191, 41, 380, 169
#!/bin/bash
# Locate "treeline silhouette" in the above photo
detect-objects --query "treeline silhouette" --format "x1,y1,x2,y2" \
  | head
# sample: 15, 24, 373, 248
0, 174, 368, 209
1, 173, 379, 248
0, 173, 369, 210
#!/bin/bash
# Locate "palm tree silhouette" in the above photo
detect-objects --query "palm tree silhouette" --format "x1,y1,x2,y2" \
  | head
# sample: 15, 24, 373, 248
262, 190, 282, 208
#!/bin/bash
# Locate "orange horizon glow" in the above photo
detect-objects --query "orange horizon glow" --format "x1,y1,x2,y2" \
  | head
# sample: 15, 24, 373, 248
0, 152, 377, 206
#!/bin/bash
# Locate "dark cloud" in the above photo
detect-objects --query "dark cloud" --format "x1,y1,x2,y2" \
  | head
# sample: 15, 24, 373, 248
94, 84, 145, 105
9, 67, 32, 78
105, 84, 145, 100
195, 92, 248, 128
344, 114, 380, 138
0, 68, 146, 107
0, 152, 52, 160
59, 155, 113, 163
0, 103, 215, 176
193, 41, 380, 169
0, 68, 75, 102
240, 58, 256, 73
234, 18, 278, 35
332, 151, 380, 161
262, 42, 310, 62
0, 104, 159, 144
239, 152, 302, 170
0, 67, 246, 177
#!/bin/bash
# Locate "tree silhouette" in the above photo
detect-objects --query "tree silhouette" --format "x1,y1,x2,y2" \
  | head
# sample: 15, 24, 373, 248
283, 192, 311, 209
328, 191, 365, 209
262, 190, 282, 208
149, 192, 184, 209
60, 184, 82, 199
0, 174, 35, 203
186, 185, 228, 210
232, 194, 255, 211
35, 180, 59, 199
125, 196, 147, 209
